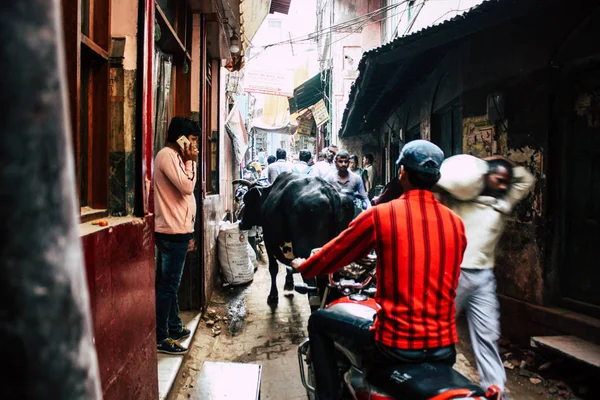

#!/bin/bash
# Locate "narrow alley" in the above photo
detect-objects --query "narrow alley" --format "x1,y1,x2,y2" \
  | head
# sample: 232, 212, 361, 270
166, 258, 588, 400
4, 0, 600, 399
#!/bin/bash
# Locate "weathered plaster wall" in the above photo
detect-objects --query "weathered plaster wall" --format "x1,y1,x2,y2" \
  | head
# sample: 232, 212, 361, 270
202, 196, 224, 305
330, 0, 382, 144
340, 134, 379, 161
333, 0, 382, 48
109, 61, 137, 216
200, 67, 234, 306
109, 0, 139, 217
111, 0, 138, 70
461, 72, 549, 305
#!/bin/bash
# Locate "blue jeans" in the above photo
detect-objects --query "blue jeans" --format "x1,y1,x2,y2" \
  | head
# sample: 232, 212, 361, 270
155, 237, 189, 343
309, 307, 456, 400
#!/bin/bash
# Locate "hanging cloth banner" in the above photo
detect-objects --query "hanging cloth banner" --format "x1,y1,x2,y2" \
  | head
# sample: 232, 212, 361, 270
225, 103, 248, 166
310, 99, 329, 127
251, 124, 298, 136
243, 66, 294, 97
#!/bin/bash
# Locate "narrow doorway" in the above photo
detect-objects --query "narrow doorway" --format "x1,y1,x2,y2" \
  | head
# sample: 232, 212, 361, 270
432, 104, 462, 157
560, 74, 600, 317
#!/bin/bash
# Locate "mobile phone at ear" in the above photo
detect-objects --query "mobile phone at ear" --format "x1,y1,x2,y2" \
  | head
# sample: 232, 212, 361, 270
177, 135, 190, 150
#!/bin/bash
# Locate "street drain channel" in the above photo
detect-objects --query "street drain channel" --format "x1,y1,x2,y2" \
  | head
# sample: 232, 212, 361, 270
225, 285, 251, 336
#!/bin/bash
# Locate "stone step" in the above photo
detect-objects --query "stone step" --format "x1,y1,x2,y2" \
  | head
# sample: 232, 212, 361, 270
531, 335, 600, 369
191, 361, 262, 400
158, 311, 202, 400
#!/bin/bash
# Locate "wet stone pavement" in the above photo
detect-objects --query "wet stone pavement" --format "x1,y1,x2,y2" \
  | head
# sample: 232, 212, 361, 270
169, 260, 312, 400
169, 256, 579, 400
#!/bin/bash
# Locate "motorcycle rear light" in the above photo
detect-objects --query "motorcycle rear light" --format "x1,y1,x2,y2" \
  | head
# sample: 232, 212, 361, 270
485, 385, 501, 400
429, 389, 482, 400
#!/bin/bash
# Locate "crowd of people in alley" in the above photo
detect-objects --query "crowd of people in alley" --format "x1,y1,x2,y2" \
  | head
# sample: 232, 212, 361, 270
154, 116, 534, 400
244, 146, 379, 217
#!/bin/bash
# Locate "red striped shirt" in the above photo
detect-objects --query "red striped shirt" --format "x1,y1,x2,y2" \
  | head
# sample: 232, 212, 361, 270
299, 190, 467, 349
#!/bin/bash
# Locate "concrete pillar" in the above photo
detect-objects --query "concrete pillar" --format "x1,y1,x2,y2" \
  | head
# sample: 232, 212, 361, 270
0, 1, 102, 398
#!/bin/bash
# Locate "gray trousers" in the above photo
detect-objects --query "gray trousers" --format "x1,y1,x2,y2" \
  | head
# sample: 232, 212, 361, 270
455, 268, 506, 393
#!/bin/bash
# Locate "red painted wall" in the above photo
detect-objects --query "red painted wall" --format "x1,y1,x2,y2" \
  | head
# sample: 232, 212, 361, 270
78, 0, 158, 398
82, 216, 157, 399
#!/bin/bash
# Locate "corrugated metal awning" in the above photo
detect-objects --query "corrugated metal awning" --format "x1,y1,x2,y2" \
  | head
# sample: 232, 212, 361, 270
270, 0, 291, 15
288, 70, 330, 114
339, 0, 561, 137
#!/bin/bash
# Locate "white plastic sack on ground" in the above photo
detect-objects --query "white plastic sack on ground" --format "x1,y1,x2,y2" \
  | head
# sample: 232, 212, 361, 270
437, 154, 489, 201
218, 221, 254, 285
247, 241, 258, 270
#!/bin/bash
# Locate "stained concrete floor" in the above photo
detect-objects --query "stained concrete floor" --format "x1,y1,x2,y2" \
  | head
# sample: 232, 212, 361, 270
169, 256, 580, 400
169, 261, 310, 400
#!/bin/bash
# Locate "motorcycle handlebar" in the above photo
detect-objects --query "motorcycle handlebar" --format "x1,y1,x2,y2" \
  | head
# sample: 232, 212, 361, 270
328, 274, 373, 290
294, 283, 318, 295
232, 178, 253, 187
289, 264, 375, 294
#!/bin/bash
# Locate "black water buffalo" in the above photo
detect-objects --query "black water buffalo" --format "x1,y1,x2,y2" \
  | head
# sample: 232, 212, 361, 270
240, 172, 354, 305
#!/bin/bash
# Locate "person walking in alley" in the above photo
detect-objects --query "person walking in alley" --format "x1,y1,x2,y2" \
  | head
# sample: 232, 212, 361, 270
437, 155, 534, 397
260, 155, 276, 180
292, 150, 313, 174
311, 146, 338, 178
348, 154, 363, 178
154, 117, 200, 355
362, 153, 377, 199
325, 151, 371, 216
327, 145, 338, 162
267, 148, 292, 183
292, 141, 467, 400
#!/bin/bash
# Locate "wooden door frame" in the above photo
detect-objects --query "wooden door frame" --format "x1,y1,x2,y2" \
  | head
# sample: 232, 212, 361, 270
546, 65, 600, 318
431, 100, 462, 157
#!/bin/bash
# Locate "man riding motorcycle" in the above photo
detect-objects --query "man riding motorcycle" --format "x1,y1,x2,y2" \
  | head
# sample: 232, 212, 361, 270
292, 141, 467, 400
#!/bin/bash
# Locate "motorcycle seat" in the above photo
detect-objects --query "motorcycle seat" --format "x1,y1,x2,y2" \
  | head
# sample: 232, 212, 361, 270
368, 362, 486, 400
327, 303, 377, 368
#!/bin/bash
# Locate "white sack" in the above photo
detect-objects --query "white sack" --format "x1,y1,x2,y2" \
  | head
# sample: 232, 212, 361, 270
437, 155, 489, 201
218, 221, 254, 285
247, 241, 258, 269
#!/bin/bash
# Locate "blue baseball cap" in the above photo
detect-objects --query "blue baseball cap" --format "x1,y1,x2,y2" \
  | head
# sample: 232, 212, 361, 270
396, 140, 444, 176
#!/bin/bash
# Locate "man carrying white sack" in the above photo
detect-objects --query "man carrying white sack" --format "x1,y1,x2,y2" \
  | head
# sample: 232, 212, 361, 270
436, 154, 535, 399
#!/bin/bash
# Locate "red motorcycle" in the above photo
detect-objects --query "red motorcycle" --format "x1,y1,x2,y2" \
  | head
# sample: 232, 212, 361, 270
293, 255, 501, 400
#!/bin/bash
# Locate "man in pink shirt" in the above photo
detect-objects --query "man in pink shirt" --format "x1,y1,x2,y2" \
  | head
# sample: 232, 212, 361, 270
154, 117, 199, 355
